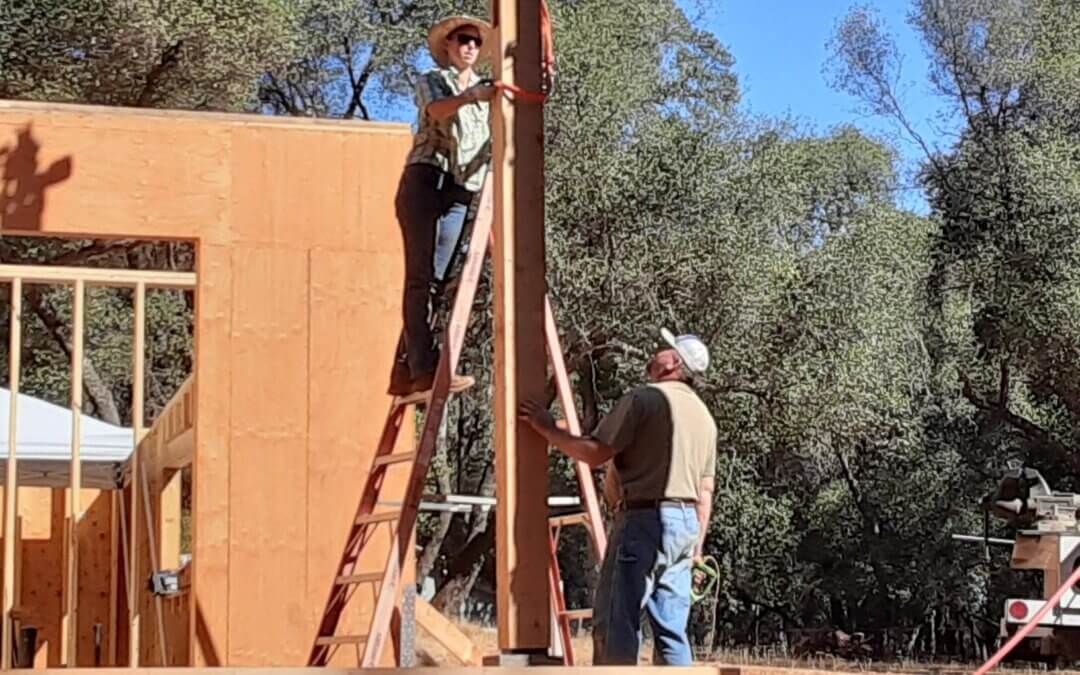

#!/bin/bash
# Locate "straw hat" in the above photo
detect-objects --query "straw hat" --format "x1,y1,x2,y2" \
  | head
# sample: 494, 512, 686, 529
427, 15, 493, 68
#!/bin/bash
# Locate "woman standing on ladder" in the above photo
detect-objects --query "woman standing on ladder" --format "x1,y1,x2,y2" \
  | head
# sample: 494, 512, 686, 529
388, 14, 496, 398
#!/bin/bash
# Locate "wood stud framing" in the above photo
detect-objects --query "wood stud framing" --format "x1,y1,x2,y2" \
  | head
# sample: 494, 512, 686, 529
64, 278, 85, 666
0, 265, 194, 669
108, 490, 120, 665
2, 278, 21, 670
140, 457, 168, 665
0, 100, 421, 667
129, 280, 146, 668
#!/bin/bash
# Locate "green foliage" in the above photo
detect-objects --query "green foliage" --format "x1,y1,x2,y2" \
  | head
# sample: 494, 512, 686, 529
0, 0, 301, 109
7, 0, 1080, 664
0, 239, 194, 423
259, 0, 486, 118
826, 0, 1080, 657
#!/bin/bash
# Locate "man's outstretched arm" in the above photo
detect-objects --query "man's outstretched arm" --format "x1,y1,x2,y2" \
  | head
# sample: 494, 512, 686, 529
518, 400, 616, 467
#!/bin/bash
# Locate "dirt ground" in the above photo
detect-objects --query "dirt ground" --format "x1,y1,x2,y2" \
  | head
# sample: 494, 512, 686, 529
415, 620, 1080, 673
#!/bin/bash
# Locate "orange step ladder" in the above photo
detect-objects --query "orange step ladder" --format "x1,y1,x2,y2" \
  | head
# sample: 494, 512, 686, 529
306, 178, 607, 667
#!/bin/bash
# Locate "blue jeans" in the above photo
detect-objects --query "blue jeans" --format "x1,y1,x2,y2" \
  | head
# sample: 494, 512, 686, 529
593, 504, 700, 665
392, 164, 473, 379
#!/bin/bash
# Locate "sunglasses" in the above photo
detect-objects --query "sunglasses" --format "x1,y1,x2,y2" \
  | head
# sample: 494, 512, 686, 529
454, 33, 483, 47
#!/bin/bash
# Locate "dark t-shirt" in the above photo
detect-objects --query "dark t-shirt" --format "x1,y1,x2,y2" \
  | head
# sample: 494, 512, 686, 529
591, 380, 718, 502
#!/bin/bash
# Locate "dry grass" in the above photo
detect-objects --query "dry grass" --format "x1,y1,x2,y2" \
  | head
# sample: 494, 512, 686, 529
416, 620, 602, 665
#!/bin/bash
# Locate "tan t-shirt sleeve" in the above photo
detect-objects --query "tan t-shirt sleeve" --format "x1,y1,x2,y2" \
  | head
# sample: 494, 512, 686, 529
591, 390, 641, 454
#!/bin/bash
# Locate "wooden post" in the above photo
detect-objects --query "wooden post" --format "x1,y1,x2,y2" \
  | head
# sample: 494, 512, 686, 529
128, 281, 145, 667
139, 448, 168, 665
117, 494, 132, 665
108, 491, 119, 665
2, 278, 21, 670
65, 279, 85, 666
160, 470, 182, 570
12, 516, 20, 652
491, 0, 551, 655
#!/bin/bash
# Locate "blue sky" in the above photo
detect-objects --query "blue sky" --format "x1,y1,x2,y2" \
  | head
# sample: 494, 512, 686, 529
369, 0, 957, 213
685, 0, 957, 212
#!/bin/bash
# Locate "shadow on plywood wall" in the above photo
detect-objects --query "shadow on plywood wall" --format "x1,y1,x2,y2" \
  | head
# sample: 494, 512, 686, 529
0, 124, 73, 232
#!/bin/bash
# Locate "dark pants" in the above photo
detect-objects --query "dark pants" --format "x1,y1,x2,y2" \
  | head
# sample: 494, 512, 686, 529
592, 505, 698, 665
392, 163, 475, 380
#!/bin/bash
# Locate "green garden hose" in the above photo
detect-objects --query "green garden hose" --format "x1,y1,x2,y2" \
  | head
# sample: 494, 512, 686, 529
691, 555, 720, 604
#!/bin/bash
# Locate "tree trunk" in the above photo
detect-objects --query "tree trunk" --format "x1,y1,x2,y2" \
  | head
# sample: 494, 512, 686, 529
26, 286, 122, 425
417, 469, 454, 582
930, 608, 937, 658
431, 512, 494, 615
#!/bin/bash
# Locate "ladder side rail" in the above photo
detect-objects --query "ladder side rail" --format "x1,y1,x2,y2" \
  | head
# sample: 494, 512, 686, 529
308, 403, 407, 665
547, 522, 576, 665
543, 299, 608, 665
544, 298, 607, 559
360, 176, 495, 667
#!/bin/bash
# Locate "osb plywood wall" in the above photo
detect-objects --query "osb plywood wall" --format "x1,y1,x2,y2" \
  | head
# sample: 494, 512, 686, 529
0, 487, 114, 668
0, 100, 417, 667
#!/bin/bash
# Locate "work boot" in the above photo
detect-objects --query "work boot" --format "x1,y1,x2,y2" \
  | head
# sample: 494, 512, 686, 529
408, 371, 475, 397
387, 354, 414, 397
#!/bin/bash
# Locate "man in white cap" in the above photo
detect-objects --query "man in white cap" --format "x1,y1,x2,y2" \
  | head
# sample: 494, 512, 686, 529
389, 14, 497, 398
519, 328, 718, 665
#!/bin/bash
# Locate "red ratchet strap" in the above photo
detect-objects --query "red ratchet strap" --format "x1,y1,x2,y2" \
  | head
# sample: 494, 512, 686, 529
494, 81, 548, 103
493, 0, 555, 104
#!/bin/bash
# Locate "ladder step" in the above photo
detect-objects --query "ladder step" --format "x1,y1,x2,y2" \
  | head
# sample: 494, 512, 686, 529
372, 451, 417, 468
335, 572, 383, 586
355, 511, 400, 526
561, 608, 593, 621
393, 375, 475, 408
315, 634, 367, 646
549, 512, 590, 528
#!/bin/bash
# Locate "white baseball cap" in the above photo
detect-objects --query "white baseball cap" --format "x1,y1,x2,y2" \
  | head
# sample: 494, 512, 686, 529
660, 328, 710, 374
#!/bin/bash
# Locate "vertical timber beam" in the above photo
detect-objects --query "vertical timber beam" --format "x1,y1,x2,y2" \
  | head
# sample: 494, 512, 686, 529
128, 282, 145, 667
2, 279, 21, 670
65, 279, 85, 666
491, 0, 551, 655
139, 447, 168, 664
108, 491, 119, 665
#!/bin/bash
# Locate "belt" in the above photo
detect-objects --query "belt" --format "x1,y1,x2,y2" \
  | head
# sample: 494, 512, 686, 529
621, 498, 696, 511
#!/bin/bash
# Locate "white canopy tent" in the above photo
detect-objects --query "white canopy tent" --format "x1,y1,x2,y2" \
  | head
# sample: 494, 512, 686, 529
0, 387, 135, 490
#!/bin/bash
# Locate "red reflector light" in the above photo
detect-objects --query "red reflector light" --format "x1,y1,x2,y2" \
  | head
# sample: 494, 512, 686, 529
1009, 602, 1029, 620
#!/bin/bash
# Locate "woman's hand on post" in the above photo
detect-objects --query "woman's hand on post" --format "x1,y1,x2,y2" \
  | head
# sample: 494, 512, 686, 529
466, 82, 496, 102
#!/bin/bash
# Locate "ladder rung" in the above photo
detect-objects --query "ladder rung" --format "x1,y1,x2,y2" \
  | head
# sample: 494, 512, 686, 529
561, 608, 593, 621
355, 511, 400, 526
335, 572, 383, 586
549, 512, 590, 528
315, 635, 367, 646
373, 451, 417, 468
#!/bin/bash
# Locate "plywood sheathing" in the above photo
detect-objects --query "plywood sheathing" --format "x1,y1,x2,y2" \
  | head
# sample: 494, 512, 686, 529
0, 99, 415, 667
308, 249, 416, 668
192, 244, 231, 668
0, 487, 113, 667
